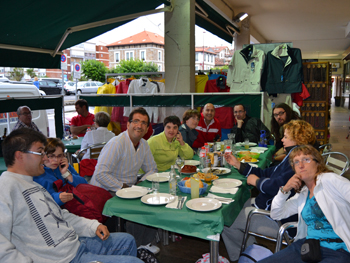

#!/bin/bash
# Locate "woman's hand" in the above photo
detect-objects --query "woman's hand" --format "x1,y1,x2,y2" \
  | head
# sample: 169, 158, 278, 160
59, 157, 69, 174
175, 132, 185, 146
59, 192, 73, 203
96, 224, 110, 241
283, 174, 302, 192
224, 153, 240, 169
247, 174, 259, 186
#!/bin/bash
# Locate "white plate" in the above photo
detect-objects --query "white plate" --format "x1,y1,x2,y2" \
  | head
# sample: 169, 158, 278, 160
186, 198, 222, 212
116, 188, 149, 199
240, 159, 259, 164
146, 172, 170, 182
250, 147, 268, 153
201, 167, 231, 175
235, 142, 257, 147
141, 193, 175, 205
213, 178, 242, 188
185, 160, 201, 166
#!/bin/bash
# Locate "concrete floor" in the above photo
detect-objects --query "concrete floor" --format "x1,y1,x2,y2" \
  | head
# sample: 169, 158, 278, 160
154, 100, 350, 263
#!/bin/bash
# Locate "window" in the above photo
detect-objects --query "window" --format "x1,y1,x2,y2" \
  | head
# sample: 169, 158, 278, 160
140, 50, 146, 60
158, 65, 161, 71
195, 53, 198, 61
126, 51, 134, 61
211, 55, 213, 63
195, 66, 198, 70
115, 52, 120, 62
158, 51, 162, 61
101, 54, 103, 58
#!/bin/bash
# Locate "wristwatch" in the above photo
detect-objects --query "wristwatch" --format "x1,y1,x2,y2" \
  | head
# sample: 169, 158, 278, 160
280, 186, 289, 195
62, 170, 71, 179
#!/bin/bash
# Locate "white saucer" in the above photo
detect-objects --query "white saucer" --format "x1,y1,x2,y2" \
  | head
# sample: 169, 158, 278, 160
146, 172, 170, 182
212, 178, 242, 188
141, 193, 175, 205
186, 198, 222, 212
116, 188, 149, 199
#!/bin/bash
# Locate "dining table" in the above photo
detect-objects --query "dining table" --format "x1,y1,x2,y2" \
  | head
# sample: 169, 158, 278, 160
102, 145, 275, 263
62, 137, 83, 164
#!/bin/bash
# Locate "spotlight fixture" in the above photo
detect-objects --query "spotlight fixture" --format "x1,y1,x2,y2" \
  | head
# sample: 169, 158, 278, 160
233, 12, 248, 22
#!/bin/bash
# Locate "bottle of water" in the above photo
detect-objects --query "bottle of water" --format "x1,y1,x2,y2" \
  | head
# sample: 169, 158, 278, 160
199, 147, 206, 169
86, 127, 92, 132
169, 165, 177, 195
224, 146, 232, 167
204, 143, 209, 154
258, 130, 267, 147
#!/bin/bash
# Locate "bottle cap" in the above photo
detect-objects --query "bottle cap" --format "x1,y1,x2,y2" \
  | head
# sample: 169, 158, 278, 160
226, 146, 230, 149
204, 143, 208, 145
201, 146, 205, 149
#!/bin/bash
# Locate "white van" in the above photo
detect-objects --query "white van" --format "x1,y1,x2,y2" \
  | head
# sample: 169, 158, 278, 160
0, 82, 49, 136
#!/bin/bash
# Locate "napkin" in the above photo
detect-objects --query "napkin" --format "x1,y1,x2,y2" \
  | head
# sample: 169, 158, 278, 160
207, 193, 234, 204
131, 185, 152, 193
165, 196, 179, 209
210, 186, 238, 195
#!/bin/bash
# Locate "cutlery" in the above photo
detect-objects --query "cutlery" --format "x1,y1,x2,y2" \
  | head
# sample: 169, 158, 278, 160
176, 197, 182, 209
179, 197, 186, 209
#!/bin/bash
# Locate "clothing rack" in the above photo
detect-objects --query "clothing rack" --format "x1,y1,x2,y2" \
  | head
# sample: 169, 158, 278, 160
105, 72, 165, 83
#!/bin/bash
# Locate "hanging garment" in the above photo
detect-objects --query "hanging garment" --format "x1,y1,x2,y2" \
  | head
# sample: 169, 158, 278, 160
227, 45, 265, 93
261, 44, 303, 94
94, 83, 116, 115
292, 83, 310, 107
195, 74, 209, 93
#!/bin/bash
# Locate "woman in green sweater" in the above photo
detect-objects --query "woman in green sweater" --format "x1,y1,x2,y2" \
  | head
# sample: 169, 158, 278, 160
148, 116, 194, 171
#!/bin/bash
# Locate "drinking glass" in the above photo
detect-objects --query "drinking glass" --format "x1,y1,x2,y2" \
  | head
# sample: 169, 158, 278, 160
244, 138, 250, 150
175, 156, 185, 179
152, 178, 159, 193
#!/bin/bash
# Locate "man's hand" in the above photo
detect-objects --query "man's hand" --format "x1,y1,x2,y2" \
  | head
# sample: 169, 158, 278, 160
96, 224, 110, 241
59, 192, 73, 203
283, 174, 302, 192
224, 152, 240, 169
247, 174, 259, 186
122, 183, 130, 188
236, 119, 244, 128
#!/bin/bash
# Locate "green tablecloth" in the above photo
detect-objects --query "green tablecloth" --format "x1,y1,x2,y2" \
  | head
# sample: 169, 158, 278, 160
0, 157, 6, 174
103, 145, 275, 241
63, 137, 83, 153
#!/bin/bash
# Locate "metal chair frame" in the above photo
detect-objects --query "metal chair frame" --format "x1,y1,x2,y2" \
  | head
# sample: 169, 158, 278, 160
322, 151, 350, 176
72, 142, 107, 163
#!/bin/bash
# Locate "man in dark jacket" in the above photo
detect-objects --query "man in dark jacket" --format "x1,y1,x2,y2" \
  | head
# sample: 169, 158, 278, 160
231, 104, 270, 143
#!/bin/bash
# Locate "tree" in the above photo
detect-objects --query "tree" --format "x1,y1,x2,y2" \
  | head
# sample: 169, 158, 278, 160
211, 65, 229, 71
26, 68, 36, 78
108, 59, 159, 78
9, 68, 25, 81
81, 60, 107, 82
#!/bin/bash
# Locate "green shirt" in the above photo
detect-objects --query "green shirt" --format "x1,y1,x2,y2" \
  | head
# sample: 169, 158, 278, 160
147, 132, 194, 171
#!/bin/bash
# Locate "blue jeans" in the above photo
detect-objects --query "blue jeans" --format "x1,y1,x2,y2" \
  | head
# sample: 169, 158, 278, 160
258, 239, 350, 263
71, 233, 143, 263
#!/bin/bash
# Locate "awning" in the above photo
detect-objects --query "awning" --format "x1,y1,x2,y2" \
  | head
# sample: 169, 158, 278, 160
195, 0, 239, 43
0, 0, 170, 69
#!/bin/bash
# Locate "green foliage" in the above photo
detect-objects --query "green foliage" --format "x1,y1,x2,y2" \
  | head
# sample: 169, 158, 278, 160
81, 60, 107, 82
9, 68, 25, 81
211, 65, 229, 70
108, 59, 159, 78
26, 68, 36, 78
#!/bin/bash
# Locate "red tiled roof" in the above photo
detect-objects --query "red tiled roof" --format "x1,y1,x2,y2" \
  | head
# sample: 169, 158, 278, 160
210, 46, 228, 53
195, 47, 216, 54
107, 30, 164, 47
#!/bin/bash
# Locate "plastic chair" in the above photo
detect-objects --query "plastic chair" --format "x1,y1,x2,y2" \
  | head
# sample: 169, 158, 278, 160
240, 209, 295, 254
72, 142, 107, 163
322, 151, 350, 176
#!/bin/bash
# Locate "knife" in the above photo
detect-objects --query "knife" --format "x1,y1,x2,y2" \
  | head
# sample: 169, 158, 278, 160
180, 197, 186, 209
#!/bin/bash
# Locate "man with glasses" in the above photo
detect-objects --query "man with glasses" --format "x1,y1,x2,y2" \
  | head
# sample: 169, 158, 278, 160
12, 106, 43, 134
91, 107, 159, 252
231, 104, 271, 143
0, 128, 142, 263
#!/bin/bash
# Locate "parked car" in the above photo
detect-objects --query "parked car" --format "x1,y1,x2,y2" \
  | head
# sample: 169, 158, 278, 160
38, 78, 68, 95
38, 80, 63, 95
64, 81, 76, 95
0, 76, 9, 82
67, 81, 104, 94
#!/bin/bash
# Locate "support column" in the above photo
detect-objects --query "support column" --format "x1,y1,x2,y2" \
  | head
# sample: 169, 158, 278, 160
234, 18, 250, 50
164, 0, 195, 93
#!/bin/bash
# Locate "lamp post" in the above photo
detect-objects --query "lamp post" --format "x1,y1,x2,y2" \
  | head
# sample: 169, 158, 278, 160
202, 31, 206, 70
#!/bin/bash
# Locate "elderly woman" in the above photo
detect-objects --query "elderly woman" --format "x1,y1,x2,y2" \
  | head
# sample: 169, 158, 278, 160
222, 120, 316, 262
147, 116, 193, 171
34, 138, 87, 206
80, 111, 115, 159
259, 145, 350, 263
178, 109, 200, 148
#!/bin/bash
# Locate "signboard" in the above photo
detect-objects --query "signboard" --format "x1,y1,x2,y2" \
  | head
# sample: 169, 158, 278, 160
61, 54, 67, 70
73, 63, 81, 79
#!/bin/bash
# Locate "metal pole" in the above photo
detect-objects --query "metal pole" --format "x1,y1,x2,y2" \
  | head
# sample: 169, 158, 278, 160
61, 69, 65, 138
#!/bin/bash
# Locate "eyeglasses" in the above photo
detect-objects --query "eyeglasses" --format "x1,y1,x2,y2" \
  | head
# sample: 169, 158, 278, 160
24, 151, 46, 157
234, 110, 244, 114
20, 112, 32, 116
273, 111, 285, 118
130, 119, 148, 126
293, 157, 316, 167
47, 154, 64, 160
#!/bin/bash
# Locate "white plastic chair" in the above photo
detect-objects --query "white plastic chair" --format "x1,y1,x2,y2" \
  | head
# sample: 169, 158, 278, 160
322, 151, 350, 176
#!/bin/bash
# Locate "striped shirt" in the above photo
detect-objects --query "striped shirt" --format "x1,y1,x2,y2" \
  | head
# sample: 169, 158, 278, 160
90, 131, 157, 192
13, 120, 43, 134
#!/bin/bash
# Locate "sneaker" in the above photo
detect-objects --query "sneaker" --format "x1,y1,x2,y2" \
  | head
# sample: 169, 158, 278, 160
138, 243, 160, 255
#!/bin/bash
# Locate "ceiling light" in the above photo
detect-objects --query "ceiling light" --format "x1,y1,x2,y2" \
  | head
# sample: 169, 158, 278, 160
233, 12, 248, 22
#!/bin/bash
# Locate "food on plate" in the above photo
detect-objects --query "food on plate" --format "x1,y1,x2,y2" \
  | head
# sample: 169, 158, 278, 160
237, 156, 258, 162
72, 135, 78, 139
185, 178, 204, 188
211, 168, 227, 175
181, 165, 197, 173
194, 172, 219, 181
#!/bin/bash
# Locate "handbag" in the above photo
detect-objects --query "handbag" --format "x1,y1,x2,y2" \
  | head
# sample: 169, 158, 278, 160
301, 239, 322, 263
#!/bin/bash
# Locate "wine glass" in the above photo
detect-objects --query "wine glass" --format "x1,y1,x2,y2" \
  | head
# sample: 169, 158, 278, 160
175, 156, 185, 179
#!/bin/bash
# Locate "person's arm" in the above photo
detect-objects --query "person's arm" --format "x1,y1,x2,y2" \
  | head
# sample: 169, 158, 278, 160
70, 124, 90, 136
176, 132, 194, 160
67, 164, 87, 186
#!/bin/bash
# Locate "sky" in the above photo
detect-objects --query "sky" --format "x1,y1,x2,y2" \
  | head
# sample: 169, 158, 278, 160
89, 11, 233, 48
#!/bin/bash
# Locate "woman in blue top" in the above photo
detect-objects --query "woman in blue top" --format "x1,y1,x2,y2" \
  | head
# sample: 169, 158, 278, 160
34, 137, 87, 206
260, 145, 350, 263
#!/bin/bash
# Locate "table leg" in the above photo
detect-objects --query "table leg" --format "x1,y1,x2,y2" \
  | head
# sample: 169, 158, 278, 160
210, 240, 219, 263
67, 152, 73, 165
162, 230, 169, 245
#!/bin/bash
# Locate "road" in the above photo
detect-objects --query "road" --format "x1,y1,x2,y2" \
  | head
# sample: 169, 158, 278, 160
47, 95, 95, 137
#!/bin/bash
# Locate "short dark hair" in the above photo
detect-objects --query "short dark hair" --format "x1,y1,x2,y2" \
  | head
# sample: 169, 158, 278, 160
164, 116, 181, 127
2, 128, 47, 167
75, 99, 88, 110
234, 104, 246, 111
182, 109, 200, 123
128, 107, 150, 127
95, 111, 110, 127
45, 138, 66, 155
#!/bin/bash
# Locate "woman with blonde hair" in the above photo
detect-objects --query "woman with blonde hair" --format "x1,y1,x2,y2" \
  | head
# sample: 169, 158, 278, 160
222, 120, 317, 262
260, 145, 350, 263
